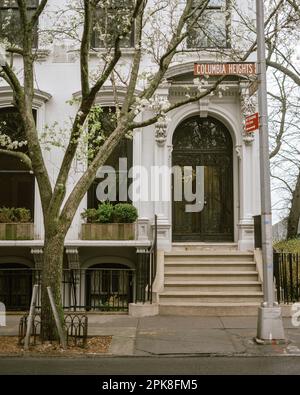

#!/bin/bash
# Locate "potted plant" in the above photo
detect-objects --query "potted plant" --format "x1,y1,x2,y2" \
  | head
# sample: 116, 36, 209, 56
81, 202, 138, 240
0, 207, 34, 240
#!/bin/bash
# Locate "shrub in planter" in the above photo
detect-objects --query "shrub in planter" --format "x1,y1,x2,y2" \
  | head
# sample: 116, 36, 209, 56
13, 208, 32, 223
81, 208, 98, 223
0, 207, 32, 223
81, 203, 138, 240
81, 202, 114, 223
113, 203, 138, 224
0, 207, 13, 223
0, 207, 33, 240
98, 202, 114, 223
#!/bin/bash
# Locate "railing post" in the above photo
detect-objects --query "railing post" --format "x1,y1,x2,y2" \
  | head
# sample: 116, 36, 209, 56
70, 269, 77, 311
273, 251, 280, 304
297, 254, 299, 302
24, 284, 39, 351
289, 254, 294, 303
136, 249, 148, 303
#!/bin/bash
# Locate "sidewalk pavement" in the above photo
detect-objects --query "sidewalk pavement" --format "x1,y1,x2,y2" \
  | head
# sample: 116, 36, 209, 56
1, 313, 300, 357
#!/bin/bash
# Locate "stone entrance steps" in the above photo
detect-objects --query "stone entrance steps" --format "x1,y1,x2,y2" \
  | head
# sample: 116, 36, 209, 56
158, 247, 263, 316
171, 242, 238, 252
164, 281, 262, 292
165, 271, 259, 281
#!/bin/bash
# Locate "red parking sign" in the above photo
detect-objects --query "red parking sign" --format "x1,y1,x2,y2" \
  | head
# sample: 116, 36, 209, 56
245, 113, 259, 132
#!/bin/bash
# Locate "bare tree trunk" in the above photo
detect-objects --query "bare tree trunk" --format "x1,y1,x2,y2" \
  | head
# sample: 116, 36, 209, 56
287, 171, 300, 239
41, 229, 65, 341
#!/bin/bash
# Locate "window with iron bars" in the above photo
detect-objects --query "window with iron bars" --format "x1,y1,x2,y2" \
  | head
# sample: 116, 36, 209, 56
0, 0, 39, 48
91, 0, 135, 49
87, 107, 133, 208
0, 108, 36, 217
187, 0, 231, 49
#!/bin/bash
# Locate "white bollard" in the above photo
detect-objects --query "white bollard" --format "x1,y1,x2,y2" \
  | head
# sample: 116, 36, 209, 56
0, 302, 6, 327
24, 285, 39, 351
0, 44, 6, 66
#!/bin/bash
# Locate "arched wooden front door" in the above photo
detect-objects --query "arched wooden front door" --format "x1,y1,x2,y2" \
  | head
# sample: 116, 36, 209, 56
172, 116, 234, 242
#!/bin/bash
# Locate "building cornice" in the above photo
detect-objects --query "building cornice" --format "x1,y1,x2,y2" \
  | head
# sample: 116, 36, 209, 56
73, 86, 142, 106
165, 62, 196, 79
0, 86, 52, 109
0, 240, 151, 248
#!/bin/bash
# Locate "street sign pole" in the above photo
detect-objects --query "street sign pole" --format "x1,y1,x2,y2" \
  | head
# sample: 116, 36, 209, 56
256, 0, 285, 341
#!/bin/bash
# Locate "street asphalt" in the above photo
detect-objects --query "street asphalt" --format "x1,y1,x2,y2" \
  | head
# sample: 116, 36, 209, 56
0, 356, 300, 375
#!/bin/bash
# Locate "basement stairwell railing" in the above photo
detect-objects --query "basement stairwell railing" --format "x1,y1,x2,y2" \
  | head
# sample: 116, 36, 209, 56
135, 215, 158, 304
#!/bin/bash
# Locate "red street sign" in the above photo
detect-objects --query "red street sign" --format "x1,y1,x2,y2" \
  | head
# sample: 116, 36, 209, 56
245, 113, 259, 132
194, 62, 257, 76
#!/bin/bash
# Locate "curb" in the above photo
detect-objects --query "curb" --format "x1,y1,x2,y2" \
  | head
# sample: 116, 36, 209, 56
1, 352, 300, 359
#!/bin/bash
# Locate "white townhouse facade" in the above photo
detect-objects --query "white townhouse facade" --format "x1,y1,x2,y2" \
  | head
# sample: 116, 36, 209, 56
0, 0, 265, 315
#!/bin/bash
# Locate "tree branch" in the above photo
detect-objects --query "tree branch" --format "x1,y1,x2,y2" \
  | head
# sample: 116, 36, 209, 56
80, 0, 93, 100
130, 76, 226, 129
121, 0, 145, 113
0, 149, 32, 170
269, 100, 286, 159
6, 47, 24, 56
49, 7, 122, 215
16, 0, 28, 28
30, 0, 48, 28
271, 174, 293, 195
140, 0, 197, 100
267, 59, 300, 86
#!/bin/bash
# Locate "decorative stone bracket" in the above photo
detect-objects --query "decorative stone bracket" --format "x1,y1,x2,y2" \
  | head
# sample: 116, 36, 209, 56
31, 247, 80, 270
31, 248, 44, 270
155, 118, 168, 146
66, 248, 80, 270
154, 83, 171, 147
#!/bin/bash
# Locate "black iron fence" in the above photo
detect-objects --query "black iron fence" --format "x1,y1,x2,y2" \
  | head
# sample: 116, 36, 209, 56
19, 312, 88, 347
85, 268, 135, 311
0, 268, 135, 312
274, 252, 300, 304
149, 214, 158, 303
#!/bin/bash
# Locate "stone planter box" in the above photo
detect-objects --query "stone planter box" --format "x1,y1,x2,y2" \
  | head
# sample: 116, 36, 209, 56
0, 223, 34, 240
81, 223, 136, 241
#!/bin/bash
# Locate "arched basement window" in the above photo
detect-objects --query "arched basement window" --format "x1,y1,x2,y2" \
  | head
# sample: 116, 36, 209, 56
85, 263, 134, 312
0, 263, 32, 311
0, 108, 36, 218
